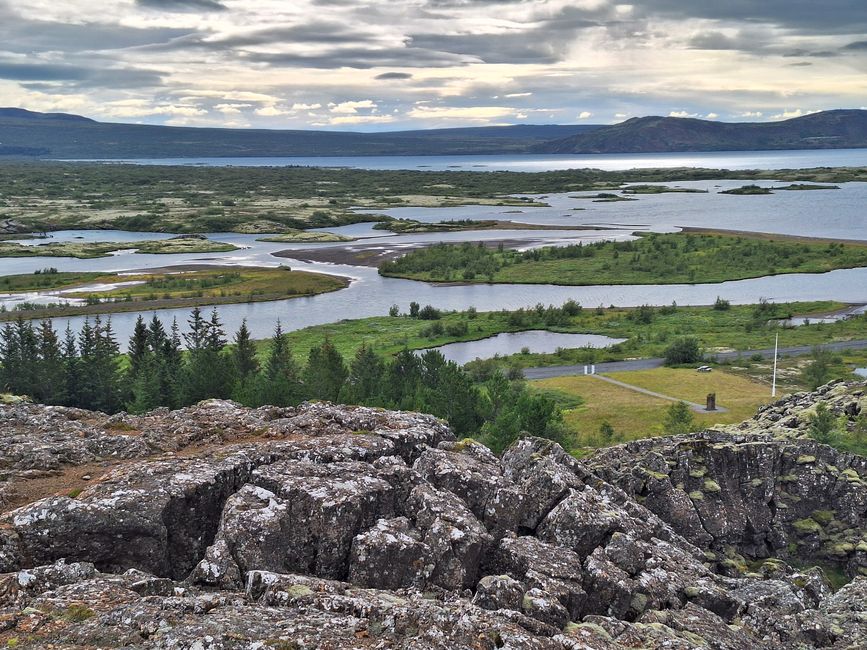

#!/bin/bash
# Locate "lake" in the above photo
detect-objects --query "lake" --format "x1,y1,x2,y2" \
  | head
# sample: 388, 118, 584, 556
420, 331, 626, 366
5, 148, 867, 344
68, 148, 867, 172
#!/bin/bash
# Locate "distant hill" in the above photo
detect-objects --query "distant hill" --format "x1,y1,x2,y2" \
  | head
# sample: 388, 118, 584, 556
0, 109, 597, 158
3, 107, 867, 159
536, 109, 867, 154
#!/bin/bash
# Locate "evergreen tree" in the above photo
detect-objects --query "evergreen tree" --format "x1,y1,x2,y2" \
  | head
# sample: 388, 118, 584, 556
155, 318, 184, 408
128, 316, 150, 377
382, 349, 421, 407
256, 321, 300, 406
13, 317, 40, 398
36, 320, 65, 405
0, 322, 18, 394
304, 339, 347, 402
231, 319, 260, 379
61, 325, 80, 407
345, 344, 384, 404
181, 309, 233, 404
183, 307, 208, 351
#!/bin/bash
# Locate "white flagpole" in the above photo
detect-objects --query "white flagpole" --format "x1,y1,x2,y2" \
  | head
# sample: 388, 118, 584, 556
771, 333, 778, 398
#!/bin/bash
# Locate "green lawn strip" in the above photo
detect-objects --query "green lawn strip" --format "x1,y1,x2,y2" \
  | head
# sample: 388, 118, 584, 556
379, 232, 867, 285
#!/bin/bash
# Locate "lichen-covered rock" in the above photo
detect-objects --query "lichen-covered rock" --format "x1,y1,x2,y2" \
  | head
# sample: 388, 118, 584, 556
589, 384, 867, 577
0, 393, 866, 648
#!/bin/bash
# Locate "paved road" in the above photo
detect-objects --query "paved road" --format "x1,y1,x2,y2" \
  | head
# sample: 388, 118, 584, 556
522, 338, 867, 380
591, 375, 728, 413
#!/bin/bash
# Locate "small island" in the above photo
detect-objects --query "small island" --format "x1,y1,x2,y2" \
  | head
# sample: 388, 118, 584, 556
620, 185, 708, 194
379, 231, 867, 285
0, 266, 349, 320
0, 235, 240, 259
719, 185, 773, 195
257, 230, 354, 243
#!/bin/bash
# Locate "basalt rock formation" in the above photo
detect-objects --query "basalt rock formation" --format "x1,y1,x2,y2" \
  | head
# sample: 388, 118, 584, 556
0, 386, 865, 649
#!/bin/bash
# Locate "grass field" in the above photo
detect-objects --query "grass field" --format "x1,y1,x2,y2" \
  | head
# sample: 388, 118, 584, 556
533, 368, 772, 447
245, 301, 867, 369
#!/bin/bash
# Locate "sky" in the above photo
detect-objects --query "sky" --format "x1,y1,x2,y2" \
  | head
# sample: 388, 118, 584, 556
1, 0, 866, 131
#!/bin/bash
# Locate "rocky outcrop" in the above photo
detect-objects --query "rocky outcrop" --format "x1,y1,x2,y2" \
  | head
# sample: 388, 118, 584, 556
589, 382, 867, 578
0, 391, 866, 648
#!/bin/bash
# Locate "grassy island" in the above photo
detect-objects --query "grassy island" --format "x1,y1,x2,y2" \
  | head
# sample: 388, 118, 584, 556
379, 232, 867, 285
0, 236, 239, 259
256, 230, 354, 243
720, 185, 773, 195
0, 266, 348, 320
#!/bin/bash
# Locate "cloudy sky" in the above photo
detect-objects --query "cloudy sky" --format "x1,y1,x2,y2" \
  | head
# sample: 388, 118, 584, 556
2, 0, 866, 130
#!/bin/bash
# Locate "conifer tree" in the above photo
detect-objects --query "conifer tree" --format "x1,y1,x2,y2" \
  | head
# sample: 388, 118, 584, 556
61, 325, 80, 407
345, 344, 384, 404
256, 321, 300, 406
303, 339, 347, 402
230, 319, 260, 405
36, 320, 65, 405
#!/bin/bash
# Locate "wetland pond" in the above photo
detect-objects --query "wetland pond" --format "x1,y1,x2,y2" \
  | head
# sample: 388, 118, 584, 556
420, 331, 625, 365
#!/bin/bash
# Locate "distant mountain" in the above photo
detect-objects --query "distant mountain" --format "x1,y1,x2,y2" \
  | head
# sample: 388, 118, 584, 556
0, 108, 598, 158
3, 108, 866, 159
536, 109, 867, 154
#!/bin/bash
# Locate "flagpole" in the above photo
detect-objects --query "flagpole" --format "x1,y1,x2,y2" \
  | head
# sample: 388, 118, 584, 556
771, 333, 778, 398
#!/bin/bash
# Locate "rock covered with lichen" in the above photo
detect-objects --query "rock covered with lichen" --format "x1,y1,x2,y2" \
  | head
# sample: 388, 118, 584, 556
0, 393, 865, 649
588, 382, 867, 579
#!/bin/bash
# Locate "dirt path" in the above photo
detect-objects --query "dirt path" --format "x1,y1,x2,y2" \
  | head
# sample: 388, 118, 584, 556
591, 374, 728, 413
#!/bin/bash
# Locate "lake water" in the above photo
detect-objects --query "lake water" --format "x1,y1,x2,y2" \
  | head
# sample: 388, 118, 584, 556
69, 148, 867, 172
5, 148, 867, 345
855, 368, 867, 378
421, 331, 626, 366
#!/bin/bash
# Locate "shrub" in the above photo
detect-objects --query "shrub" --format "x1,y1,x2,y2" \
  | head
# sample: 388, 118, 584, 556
664, 337, 701, 366
664, 401, 695, 435
713, 296, 731, 311
808, 402, 837, 444
418, 305, 442, 320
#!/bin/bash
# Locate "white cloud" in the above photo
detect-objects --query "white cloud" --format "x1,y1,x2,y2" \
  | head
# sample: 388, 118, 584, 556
669, 110, 699, 118
328, 114, 396, 125
214, 103, 250, 114
706, 112, 719, 119
255, 105, 290, 117
291, 102, 322, 110
406, 105, 516, 121
770, 108, 820, 119
329, 100, 377, 114
505, 92, 532, 98
577, 111, 593, 119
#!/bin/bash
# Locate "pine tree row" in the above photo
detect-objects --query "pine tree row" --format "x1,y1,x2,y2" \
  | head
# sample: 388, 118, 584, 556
0, 307, 564, 445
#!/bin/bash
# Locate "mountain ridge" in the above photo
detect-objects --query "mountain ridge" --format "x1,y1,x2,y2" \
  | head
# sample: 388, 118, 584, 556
536, 109, 867, 154
2, 108, 867, 158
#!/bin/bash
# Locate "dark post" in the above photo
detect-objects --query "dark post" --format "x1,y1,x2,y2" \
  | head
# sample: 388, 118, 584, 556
706, 393, 716, 411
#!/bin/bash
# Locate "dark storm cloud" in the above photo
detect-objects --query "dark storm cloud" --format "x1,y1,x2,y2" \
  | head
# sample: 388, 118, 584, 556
0, 59, 163, 88
636, 1, 867, 35
246, 46, 470, 69
375, 72, 413, 80
136, 0, 227, 12
0, 2, 194, 54
408, 32, 562, 64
